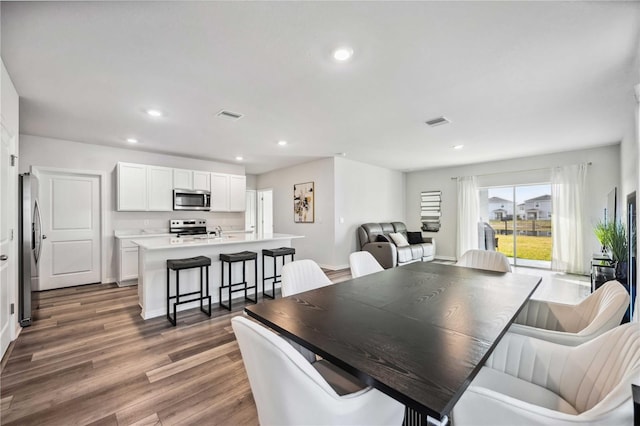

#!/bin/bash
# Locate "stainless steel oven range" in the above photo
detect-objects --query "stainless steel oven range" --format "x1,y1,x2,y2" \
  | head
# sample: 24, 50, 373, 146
169, 219, 209, 237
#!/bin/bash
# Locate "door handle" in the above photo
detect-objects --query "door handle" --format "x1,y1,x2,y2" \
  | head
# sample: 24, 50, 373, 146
42, 235, 47, 239
0, 255, 7, 261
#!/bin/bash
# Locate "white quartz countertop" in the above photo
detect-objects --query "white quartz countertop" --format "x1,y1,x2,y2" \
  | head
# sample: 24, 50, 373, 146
131, 233, 303, 250
115, 230, 171, 238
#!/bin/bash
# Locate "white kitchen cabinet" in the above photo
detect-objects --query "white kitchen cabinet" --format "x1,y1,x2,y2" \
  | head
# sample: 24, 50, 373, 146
117, 162, 147, 211
116, 233, 171, 285
117, 162, 173, 211
211, 173, 246, 212
210, 173, 230, 211
117, 237, 140, 285
229, 175, 246, 211
193, 171, 211, 191
147, 166, 173, 211
173, 168, 192, 190
120, 248, 139, 282
173, 169, 210, 191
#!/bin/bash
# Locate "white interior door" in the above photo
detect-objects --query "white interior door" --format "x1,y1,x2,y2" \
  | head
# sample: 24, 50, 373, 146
257, 189, 273, 235
0, 123, 16, 356
37, 170, 101, 290
245, 190, 257, 232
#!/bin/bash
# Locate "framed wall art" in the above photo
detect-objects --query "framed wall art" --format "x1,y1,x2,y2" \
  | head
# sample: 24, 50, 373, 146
294, 182, 314, 223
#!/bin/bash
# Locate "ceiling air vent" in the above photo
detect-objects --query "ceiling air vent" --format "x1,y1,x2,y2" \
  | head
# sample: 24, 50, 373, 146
425, 116, 451, 127
216, 110, 244, 121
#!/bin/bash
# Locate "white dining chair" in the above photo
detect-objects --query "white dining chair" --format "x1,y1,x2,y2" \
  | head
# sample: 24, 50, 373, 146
509, 280, 628, 345
349, 251, 384, 278
452, 322, 640, 425
280, 259, 333, 362
281, 259, 332, 297
456, 249, 512, 272
232, 316, 405, 426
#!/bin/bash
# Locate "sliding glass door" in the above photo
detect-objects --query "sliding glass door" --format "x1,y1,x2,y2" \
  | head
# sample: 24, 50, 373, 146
479, 184, 552, 269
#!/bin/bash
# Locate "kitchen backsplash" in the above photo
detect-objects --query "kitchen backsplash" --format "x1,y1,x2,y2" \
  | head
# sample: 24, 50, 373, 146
112, 210, 245, 233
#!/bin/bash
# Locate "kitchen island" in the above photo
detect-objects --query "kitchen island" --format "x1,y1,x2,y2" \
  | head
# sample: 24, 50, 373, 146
132, 233, 304, 320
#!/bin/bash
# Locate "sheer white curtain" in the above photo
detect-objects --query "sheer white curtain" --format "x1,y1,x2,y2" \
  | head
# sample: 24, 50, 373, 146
551, 163, 588, 274
457, 176, 480, 258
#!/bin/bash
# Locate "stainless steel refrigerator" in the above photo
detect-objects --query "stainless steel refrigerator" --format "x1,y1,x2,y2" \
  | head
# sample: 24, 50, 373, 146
18, 172, 41, 327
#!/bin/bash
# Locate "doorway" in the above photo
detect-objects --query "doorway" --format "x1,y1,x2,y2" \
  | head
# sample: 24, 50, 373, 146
480, 184, 553, 269
257, 189, 273, 235
34, 168, 103, 290
0, 122, 17, 357
245, 190, 257, 232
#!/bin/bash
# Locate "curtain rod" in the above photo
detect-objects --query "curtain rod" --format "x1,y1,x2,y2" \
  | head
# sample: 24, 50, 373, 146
450, 162, 592, 180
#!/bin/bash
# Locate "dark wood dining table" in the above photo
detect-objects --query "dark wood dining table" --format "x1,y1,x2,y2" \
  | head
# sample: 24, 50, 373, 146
245, 262, 541, 424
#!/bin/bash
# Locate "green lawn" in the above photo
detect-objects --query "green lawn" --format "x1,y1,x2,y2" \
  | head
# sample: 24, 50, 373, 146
496, 235, 552, 261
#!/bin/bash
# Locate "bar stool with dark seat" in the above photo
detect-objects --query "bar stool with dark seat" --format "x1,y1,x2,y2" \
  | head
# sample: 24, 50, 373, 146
262, 247, 296, 299
166, 255, 212, 326
219, 251, 258, 310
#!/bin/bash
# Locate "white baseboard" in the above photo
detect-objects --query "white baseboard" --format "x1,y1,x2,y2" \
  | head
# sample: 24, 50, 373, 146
435, 255, 456, 262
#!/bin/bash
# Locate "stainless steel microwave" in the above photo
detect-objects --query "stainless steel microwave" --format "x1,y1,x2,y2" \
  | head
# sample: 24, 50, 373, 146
173, 189, 211, 211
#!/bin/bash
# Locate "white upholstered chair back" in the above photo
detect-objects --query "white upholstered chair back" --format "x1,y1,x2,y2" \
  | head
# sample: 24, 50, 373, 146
478, 323, 640, 422
231, 316, 405, 425
349, 251, 384, 278
456, 249, 512, 272
281, 259, 332, 297
511, 280, 628, 345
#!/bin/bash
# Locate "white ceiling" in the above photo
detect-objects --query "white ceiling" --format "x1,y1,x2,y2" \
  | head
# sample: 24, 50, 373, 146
2, 1, 639, 175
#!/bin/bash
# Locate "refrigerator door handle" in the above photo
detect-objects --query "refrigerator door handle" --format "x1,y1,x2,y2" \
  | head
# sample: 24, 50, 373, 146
33, 199, 42, 264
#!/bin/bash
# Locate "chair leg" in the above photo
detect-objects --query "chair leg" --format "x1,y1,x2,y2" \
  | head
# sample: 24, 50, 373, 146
166, 268, 176, 326
246, 258, 257, 304
262, 253, 266, 297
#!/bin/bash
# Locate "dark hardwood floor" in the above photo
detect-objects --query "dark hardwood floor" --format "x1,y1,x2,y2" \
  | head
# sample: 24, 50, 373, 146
1, 269, 350, 426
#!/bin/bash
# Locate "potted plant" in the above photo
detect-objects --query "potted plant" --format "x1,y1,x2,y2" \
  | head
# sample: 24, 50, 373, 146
594, 221, 628, 281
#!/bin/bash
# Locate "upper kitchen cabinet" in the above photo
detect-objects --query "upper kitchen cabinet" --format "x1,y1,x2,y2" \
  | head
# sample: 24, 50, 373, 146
211, 173, 246, 212
228, 174, 246, 211
147, 166, 173, 211
173, 168, 192, 190
117, 162, 173, 211
173, 168, 211, 191
117, 162, 147, 211
193, 171, 211, 191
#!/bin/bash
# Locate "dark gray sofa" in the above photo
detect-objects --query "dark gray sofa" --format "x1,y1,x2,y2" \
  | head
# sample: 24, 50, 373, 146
357, 222, 435, 269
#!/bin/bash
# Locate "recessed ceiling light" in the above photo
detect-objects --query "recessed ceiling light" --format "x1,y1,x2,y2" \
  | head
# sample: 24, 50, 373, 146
146, 109, 163, 117
277, 140, 288, 146
126, 138, 138, 144
235, 156, 244, 161
453, 144, 464, 150
333, 47, 354, 62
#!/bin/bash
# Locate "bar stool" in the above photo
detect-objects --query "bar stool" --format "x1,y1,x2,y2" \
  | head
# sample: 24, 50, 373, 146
219, 251, 258, 310
262, 247, 296, 299
166, 255, 212, 326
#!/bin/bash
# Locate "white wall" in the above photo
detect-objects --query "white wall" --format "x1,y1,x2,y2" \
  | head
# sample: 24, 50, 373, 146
405, 145, 621, 265
256, 158, 335, 268
255, 157, 405, 269
333, 157, 405, 268
620, 43, 640, 222
245, 174, 257, 190
19, 134, 246, 282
